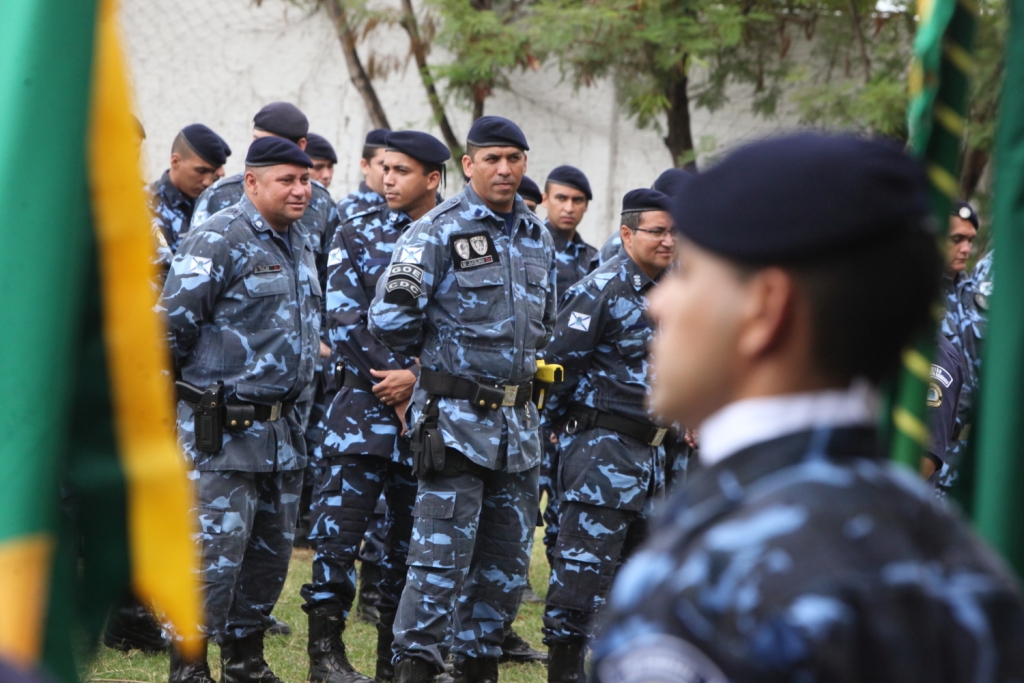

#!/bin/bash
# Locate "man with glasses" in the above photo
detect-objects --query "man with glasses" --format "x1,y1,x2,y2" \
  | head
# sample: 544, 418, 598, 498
539, 189, 677, 683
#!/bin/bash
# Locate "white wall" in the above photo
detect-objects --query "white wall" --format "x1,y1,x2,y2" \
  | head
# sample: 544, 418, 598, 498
121, 0, 806, 246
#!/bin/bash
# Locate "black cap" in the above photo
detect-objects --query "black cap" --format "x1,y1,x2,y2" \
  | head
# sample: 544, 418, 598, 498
305, 133, 338, 163
365, 129, 389, 148
622, 188, 673, 215
181, 124, 229, 167
952, 200, 979, 230
518, 176, 542, 204
466, 116, 529, 151
652, 168, 694, 197
245, 137, 312, 168
385, 130, 451, 165
672, 133, 930, 263
252, 102, 309, 142
546, 165, 592, 200
218, 135, 232, 159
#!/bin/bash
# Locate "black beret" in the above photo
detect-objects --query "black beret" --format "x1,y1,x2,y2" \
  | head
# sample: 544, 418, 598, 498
181, 124, 228, 167
467, 116, 529, 151
245, 136, 312, 168
305, 133, 338, 163
952, 200, 979, 230
252, 102, 309, 142
652, 168, 694, 197
546, 165, 592, 200
385, 130, 451, 165
672, 134, 930, 263
218, 134, 232, 159
365, 129, 389, 148
518, 176, 542, 204
622, 188, 673, 214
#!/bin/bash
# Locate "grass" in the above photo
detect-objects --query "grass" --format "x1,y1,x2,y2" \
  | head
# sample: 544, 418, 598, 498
83, 529, 551, 683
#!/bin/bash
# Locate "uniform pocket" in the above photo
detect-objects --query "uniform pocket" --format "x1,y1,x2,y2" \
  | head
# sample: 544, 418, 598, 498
614, 324, 651, 361
243, 273, 290, 330
524, 263, 549, 321
454, 266, 508, 324
408, 490, 457, 568
550, 531, 606, 613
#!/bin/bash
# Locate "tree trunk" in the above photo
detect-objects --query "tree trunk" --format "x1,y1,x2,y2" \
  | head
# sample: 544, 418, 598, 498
847, 0, 872, 83
398, 0, 465, 158
323, 0, 390, 129
663, 72, 696, 169
960, 147, 989, 199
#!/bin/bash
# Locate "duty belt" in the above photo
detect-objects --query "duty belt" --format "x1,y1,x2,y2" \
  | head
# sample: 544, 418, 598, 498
336, 364, 375, 393
564, 403, 668, 447
175, 382, 293, 425
420, 369, 532, 410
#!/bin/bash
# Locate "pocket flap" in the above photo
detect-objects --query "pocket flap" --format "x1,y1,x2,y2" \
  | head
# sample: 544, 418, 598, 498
244, 272, 290, 297
413, 490, 456, 519
454, 266, 503, 288
525, 264, 548, 286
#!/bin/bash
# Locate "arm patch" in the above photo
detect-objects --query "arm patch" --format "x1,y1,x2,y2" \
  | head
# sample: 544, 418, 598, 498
383, 263, 424, 304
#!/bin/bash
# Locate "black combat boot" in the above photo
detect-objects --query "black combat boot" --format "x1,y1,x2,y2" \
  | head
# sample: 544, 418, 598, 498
547, 643, 585, 683
375, 620, 396, 682
307, 605, 374, 683
220, 632, 284, 683
356, 561, 382, 625
499, 623, 548, 665
393, 658, 441, 683
452, 656, 499, 683
169, 641, 216, 683
103, 595, 169, 653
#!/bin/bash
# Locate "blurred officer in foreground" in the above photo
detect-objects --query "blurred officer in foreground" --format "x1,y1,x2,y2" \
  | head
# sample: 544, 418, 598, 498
590, 168, 692, 271
339, 129, 389, 220
518, 175, 543, 212
369, 116, 557, 683
936, 200, 986, 491
302, 130, 449, 683
307, 133, 338, 189
162, 137, 320, 683
924, 334, 966, 482
592, 134, 1024, 683
541, 189, 675, 682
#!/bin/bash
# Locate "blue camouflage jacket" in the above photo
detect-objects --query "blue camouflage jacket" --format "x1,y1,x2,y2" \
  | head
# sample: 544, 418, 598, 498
162, 195, 322, 472
147, 170, 196, 255
320, 203, 418, 463
337, 180, 385, 222
368, 184, 558, 472
543, 252, 665, 511
546, 222, 597, 299
591, 232, 624, 272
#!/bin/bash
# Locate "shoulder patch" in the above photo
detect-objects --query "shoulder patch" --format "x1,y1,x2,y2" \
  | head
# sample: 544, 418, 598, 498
568, 312, 591, 332
451, 232, 499, 270
598, 635, 728, 683
384, 263, 424, 304
930, 363, 954, 388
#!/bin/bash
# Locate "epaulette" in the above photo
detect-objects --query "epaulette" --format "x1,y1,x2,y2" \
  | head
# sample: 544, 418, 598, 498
345, 203, 388, 223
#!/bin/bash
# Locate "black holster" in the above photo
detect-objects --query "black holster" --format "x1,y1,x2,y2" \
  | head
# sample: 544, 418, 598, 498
189, 381, 224, 454
409, 397, 446, 479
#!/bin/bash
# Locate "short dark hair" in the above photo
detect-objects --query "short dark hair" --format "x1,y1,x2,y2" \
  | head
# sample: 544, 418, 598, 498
621, 212, 642, 231
171, 131, 195, 158
362, 145, 384, 164
762, 224, 942, 384
465, 143, 481, 160
422, 161, 444, 177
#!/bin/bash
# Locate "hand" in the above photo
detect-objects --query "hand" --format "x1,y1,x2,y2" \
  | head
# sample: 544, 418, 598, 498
684, 428, 699, 449
370, 368, 417, 406
395, 399, 411, 436
549, 431, 559, 445
319, 341, 332, 359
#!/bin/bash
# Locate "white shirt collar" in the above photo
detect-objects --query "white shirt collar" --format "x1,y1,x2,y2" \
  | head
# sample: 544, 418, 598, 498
698, 380, 879, 467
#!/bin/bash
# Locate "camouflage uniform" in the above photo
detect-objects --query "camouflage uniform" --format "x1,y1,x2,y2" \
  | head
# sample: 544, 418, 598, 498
300, 204, 420, 638
937, 271, 986, 490
973, 249, 994, 314
590, 233, 623, 272
540, 253, 665, 646
368, 184, 557, 669
162, 194, 321, 642
145, 171, 192, 280
337, 181, 385, 222
592, 425, 1024, 683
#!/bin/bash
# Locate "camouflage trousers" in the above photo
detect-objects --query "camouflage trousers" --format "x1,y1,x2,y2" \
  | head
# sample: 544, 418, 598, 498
542, 502, 648, 645
359, 494, 390, 565
300, 455, 416, 623
394, 462, 540, 669
540, 438, 561, 570
193, 469, 302, 643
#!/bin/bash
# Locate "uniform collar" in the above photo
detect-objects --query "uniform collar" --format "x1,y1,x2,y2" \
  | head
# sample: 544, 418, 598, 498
545, 221, 584, 250
358, 181, 383, 202
462, 183, 540, 237
386, 206, 414, 231
238, 194, 303, 242
698, 380, 879, 467
158, 170, 195, 210
621, 252, 660, 292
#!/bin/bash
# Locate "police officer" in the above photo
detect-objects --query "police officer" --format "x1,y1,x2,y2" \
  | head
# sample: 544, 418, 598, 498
541, 188, 675, 683
369, 116, 557, 683
518, 175, 543, 212
542, 166, 596, 296
146, 124, 230, 270
162, 137, 321, 683
300, 130, 450, 683
937, 200, 986, 491
924, 334, 966, 481
307, 133, 338, 189
590, 133, 1024, 683
338, 129, 389, 220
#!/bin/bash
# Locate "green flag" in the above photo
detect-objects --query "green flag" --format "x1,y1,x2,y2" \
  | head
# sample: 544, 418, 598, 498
973, 0, 1024, 577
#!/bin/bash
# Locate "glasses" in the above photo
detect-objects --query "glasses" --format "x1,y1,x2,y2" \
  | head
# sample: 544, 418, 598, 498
633, 227, 679, 240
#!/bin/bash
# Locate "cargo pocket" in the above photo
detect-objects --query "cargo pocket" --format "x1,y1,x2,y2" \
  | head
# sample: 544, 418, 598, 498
549, 532, 606, 613
195, 505, 247, 583
243, 272, 290, 330
454, 266, 508, 324
408, 490, 457, 569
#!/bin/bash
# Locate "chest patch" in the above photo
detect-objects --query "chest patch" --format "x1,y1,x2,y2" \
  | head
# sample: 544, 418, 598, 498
451, 232, 499, 270
254, 264, 283, 275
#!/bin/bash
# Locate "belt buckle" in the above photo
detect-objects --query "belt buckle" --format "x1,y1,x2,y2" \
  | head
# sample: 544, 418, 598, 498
502, 384, 519, 407
565, 417, 579, 435
269, 403, 282, 421
649, 428, 667, 447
